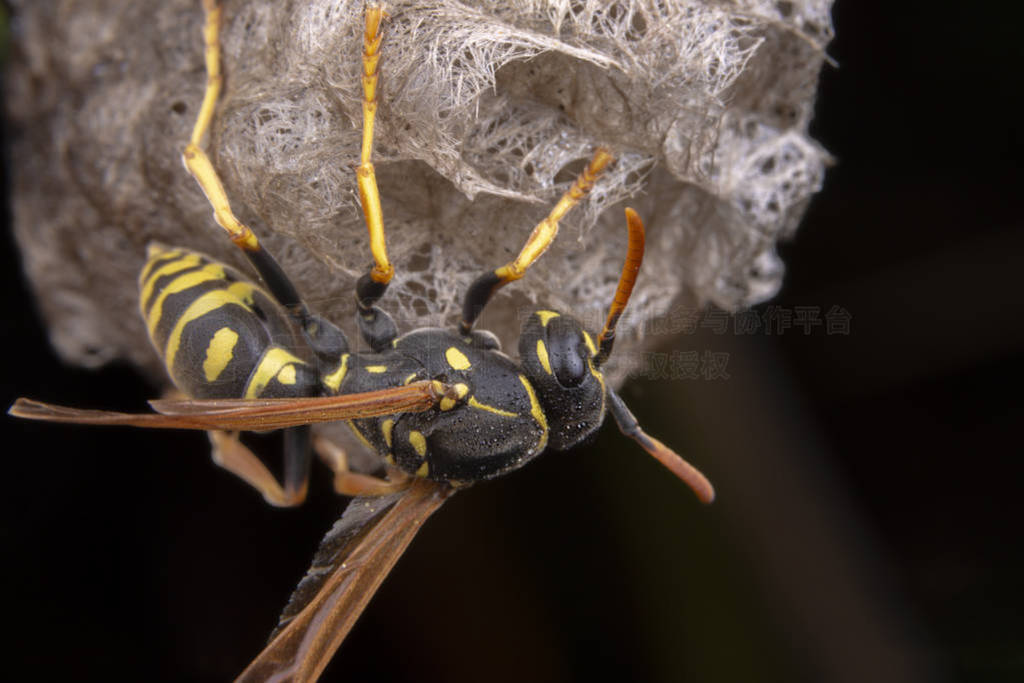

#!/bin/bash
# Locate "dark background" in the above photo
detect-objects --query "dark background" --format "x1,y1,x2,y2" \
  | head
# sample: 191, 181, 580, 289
3, 2, 1022, 681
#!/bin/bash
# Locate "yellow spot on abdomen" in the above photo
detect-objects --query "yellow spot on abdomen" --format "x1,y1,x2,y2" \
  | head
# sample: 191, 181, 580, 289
445, 346, 471, 370
244, 347, 305, 398
165, 282, 255, 373
202, 327, 239, 382
408, 430, 427, 457
536, 339, 552, 375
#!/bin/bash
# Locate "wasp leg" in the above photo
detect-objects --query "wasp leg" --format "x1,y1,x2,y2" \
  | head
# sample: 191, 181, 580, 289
181, 0, 348, 361
208, 429, 309, 507
313, 433, 411, 497
459, 148, 614, 334
353, 5, 399, 352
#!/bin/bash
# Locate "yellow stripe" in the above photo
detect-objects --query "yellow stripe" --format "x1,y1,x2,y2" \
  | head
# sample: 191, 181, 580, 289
402, 373, 418, 385
536, 310, 560, 326
244, 347, 305, 399
323, 354, 350, 392
415, 461, 430, 477
202, 326, 239, 381
518, 374, 548, 453
139, 252, 203, 313
365, 365, 387, 374
138, 245, 182, 284
145, 263, 226, 339
583, 331, 597, 357
536, 339, 552, 375
165, 282, 255, 373
382, 419, 394, 448
467, 396, 518, 418
409, 430, 427, 457
445, 346, 471, 370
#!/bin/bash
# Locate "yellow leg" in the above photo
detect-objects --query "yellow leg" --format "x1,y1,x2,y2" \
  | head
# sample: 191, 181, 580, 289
313, 434, 411, 497
208, 431, 308, 507
356, 4, 393, 285
498, 148, 614, 283
460, 148, 614, 332
180, 0, 260, 252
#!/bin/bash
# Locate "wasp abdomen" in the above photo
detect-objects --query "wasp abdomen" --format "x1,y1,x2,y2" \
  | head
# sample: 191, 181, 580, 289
138, 245, 316, 399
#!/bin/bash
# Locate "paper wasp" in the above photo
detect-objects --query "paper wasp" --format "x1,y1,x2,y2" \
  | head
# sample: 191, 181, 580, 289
10, 2, 714, 680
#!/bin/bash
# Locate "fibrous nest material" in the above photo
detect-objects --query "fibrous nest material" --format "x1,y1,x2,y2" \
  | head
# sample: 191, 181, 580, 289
7, 0, 833, 386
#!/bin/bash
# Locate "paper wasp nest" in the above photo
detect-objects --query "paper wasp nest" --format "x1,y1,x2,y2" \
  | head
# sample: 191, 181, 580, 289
7, 0, 833, 385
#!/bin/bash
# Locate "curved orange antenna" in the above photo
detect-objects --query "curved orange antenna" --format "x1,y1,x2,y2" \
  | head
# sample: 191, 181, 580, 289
595, 207, 645, 367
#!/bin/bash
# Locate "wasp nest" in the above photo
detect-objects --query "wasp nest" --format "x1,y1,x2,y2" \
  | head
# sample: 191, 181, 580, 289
7, 0, 833, 385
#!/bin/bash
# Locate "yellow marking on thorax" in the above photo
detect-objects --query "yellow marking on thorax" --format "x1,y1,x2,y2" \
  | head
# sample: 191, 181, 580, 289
145, 263, 226, 337
415, 461, 430, 477
278, 364, 297, 385
467, 396, 518, 418
402, 373, 419, 385
323, 354, 350, 392
408, 430, 427, 457
245, 347, 305, 398
583, 331, 598, 357
382, 418, 394, 448
445, 346, 471, 370
139, 252, 203, 313
202, 327, 239, 382
365, 365, 387, 374
518, 374, 549, 453
536, 339, 553, 375
165, 282, 255, 372
440, 383, 470, 411
536, 310, 560, 326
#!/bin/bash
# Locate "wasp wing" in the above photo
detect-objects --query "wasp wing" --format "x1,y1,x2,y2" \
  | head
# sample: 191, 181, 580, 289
236, 479, 452, 683
9, 381, 444, 431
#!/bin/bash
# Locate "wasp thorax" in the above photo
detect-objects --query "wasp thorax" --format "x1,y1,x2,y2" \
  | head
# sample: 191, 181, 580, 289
518, 310, 606, 452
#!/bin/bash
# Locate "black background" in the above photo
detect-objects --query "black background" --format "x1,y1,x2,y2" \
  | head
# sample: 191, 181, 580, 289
3, 2, 1022, 681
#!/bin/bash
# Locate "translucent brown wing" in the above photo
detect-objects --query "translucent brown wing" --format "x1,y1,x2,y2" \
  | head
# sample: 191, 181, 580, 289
8, 381, 445, 431
236, 479, 453, 683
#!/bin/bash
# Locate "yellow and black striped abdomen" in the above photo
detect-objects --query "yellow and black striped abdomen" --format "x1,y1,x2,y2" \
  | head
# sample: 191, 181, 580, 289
138, 244, 317, 400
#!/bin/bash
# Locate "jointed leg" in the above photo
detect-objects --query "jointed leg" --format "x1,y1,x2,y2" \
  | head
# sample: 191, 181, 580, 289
459, 149, 614, 334
208, 429, 309, 507
354, 4, 399, 351
313, 433, 411, 497
180, 0, 348, 360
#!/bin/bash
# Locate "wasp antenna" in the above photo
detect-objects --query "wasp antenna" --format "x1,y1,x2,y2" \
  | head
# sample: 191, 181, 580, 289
606, 388, 715, 504
594, 207, 645, 367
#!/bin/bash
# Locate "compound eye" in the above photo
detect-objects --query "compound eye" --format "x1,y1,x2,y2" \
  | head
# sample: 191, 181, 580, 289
546, 317, 589, 388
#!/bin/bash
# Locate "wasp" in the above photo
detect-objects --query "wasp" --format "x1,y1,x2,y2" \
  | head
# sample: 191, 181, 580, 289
10, 2, 714, 680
